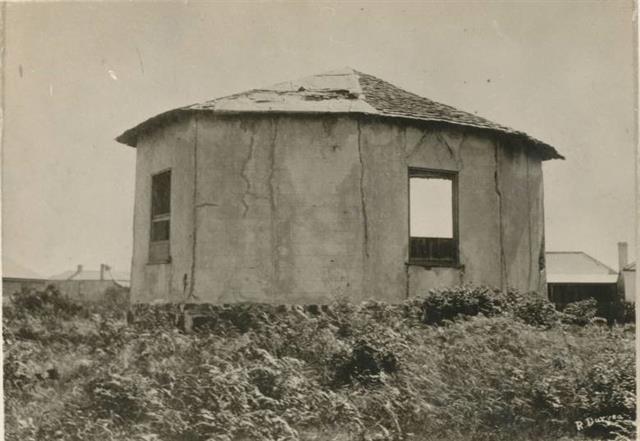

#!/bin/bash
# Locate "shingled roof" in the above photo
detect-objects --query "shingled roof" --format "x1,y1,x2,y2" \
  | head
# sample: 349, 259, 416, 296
116, 67, 563, 160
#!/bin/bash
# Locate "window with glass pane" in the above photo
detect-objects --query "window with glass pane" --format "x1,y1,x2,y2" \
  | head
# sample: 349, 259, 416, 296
150, 170, 171, 262
409, 169, 458, 265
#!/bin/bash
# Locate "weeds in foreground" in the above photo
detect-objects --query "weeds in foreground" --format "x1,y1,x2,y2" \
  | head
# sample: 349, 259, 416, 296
3, 286, 635, 441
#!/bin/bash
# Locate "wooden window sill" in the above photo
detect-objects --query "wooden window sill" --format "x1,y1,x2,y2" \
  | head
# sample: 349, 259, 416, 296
406, 261, 464, 269
147, 260, 171, 266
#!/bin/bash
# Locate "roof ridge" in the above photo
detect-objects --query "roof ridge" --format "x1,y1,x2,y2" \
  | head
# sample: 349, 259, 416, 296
355, 70, 520, 133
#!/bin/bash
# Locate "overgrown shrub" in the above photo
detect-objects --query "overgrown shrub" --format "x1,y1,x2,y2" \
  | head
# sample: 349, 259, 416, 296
509, 291, 560, 327
596, 300, 627, 325
331, 340, 399, 387
422, 285, 507, 325
6, 285, 85, 320
562, 299, 598, 325
3, 285, 636, 441
556, 299, 629, 326
422, 285, 561, 328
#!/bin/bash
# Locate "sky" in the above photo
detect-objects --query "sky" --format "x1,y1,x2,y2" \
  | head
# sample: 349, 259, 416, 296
2, 1, 636, 278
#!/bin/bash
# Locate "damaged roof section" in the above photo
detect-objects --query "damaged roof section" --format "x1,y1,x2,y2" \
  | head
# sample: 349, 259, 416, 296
116, 67, 563, 160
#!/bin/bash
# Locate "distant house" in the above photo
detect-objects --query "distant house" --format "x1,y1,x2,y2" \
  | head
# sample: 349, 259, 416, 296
546, 251, 619, 305
2, 257, 46, 300
49, 264, 130, 303
116, 67, 562, 305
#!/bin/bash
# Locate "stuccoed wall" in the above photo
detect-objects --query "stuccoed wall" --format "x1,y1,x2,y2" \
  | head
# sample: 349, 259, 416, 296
497, 139, 546, 294
130, 113, 545, 304
131, 117, 196, 303
193, 115, 364, 303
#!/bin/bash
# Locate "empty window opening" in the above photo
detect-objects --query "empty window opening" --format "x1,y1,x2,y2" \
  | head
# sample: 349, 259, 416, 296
409, 169, 458, 265
150, 170, 171, 263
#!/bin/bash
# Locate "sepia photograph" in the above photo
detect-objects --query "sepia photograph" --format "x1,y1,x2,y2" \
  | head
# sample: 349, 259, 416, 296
1, 1, 637, 440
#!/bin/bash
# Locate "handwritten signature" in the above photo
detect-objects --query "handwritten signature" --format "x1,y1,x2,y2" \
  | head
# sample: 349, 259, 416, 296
575, 415, 625, 431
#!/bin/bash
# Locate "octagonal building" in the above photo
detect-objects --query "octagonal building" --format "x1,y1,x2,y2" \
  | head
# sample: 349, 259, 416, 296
116, 68, 563, 305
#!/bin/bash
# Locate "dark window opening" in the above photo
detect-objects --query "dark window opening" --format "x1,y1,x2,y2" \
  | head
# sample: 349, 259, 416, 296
409, 169, 458, 266
152, 171, 171, 217
149, 170, 171, 263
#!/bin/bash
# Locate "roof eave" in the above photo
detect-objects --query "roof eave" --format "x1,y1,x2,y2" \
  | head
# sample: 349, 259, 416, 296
115, 107, 563, 161
116, 107, 195, 147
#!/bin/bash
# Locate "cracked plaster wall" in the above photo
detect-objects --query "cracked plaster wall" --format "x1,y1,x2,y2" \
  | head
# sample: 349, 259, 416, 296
130, 114, 545, 304
131, 117, 196, 303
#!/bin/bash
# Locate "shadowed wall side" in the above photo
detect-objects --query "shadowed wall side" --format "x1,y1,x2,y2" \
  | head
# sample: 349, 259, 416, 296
131, 117, 195, 303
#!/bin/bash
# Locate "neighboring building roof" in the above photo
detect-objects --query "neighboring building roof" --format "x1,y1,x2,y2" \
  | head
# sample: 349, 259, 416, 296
2, 257, 44, 280
546, 251, 618, 284
623, 262, 635, 271
116, 67, 563, 160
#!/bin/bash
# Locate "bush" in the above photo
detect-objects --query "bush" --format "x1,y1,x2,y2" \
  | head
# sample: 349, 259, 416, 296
6, 285, 85, 320
562, 299, 598, 325
509, 291, 560, 327
3, 286, 635, 441
422, 285, 561, 328
421, 285, 637, 329
595, 301, 626, 325
584, 301, 626, 326
421, 285, 506, 325
331, 340, 399, 387
558, 299, 629, 326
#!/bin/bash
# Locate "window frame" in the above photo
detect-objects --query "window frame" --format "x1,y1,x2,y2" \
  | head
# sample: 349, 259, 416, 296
148, 168, 172, 264
407, 167, 459, 267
